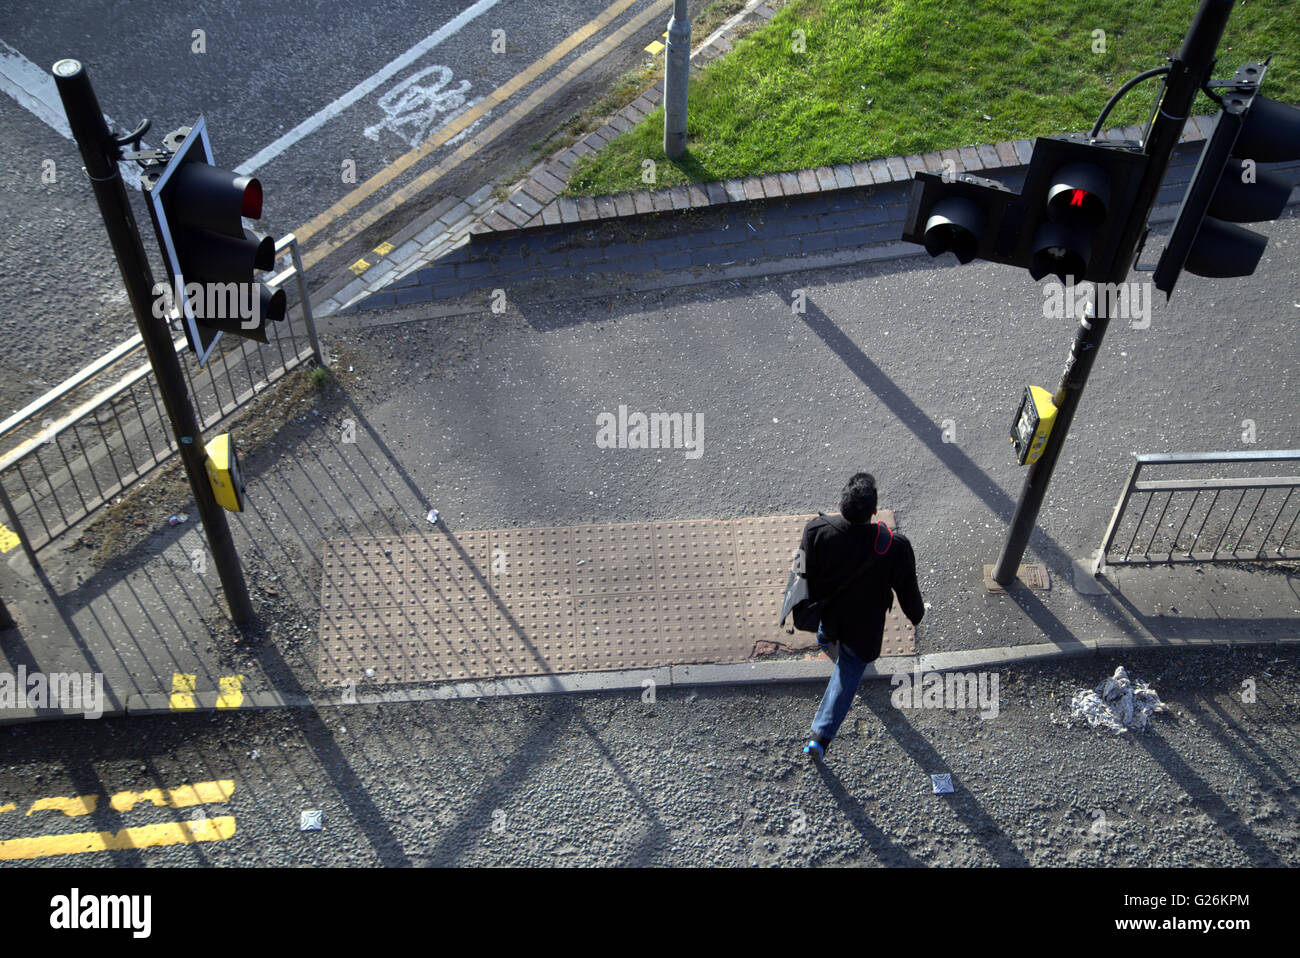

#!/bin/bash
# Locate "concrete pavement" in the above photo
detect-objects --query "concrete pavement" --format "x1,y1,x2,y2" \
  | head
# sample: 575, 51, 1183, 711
2, 202, 1297, 723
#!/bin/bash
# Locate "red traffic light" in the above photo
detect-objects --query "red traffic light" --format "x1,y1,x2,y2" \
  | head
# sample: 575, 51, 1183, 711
241, 178, 262, 219
142, 119, 287, 363
1046, 162, 1110, 227
169, 163, 263, 236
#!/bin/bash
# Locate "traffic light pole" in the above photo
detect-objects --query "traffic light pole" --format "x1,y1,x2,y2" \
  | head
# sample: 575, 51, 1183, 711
991, 0, 1236, 586
52, 59, 254, 626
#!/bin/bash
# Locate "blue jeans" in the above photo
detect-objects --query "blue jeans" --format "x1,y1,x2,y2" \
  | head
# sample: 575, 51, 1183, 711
811, 623, 868, 746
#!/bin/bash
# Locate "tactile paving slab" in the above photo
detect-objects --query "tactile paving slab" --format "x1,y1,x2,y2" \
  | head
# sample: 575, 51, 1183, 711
318, 511, 916, 686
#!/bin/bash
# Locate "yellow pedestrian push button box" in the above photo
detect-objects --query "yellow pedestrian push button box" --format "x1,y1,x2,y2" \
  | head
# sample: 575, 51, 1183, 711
1011, 386, 1058, 466
204, 432, 245, 512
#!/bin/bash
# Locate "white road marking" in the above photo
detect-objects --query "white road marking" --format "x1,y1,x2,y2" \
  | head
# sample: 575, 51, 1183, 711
362, 64, 472, 149
234, 0, 504, 175
0, 38, 143, 189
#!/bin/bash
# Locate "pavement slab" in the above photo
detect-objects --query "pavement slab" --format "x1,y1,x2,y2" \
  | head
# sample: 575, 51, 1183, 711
316, 512, 915, 687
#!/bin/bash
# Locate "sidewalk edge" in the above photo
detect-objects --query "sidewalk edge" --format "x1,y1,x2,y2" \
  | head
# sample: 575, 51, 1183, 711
6, 633, 1294, 724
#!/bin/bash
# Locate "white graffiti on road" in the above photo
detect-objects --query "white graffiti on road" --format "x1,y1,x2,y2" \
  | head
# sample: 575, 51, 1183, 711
363, 64, 472, 148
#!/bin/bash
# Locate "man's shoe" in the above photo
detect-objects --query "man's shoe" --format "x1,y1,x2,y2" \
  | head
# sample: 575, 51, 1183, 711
803, 740, 825, 761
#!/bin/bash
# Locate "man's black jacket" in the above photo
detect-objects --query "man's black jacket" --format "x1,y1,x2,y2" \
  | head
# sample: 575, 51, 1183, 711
798, 513, 925, 662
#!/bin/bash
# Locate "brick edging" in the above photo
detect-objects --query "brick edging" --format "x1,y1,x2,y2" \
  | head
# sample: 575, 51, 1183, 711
476, 116, 1220, 243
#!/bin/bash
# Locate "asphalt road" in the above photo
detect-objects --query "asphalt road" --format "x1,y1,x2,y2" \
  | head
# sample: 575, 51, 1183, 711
0, 0, 688, 417
0, 647, 1295, 867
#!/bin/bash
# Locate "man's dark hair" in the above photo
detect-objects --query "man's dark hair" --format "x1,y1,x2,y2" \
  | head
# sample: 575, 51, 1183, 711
839, 472, 878, 525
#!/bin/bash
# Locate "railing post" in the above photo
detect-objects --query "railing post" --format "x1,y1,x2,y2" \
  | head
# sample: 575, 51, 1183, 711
286, 234, 326, 367
1094, 455, 1144, 575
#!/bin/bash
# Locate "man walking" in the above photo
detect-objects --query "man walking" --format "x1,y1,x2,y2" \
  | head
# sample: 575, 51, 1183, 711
800, 473, 924, 760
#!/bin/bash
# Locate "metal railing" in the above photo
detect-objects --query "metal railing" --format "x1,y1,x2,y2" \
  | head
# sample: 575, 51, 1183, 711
0, 234, 323, 565
1095, 450, 1300, 573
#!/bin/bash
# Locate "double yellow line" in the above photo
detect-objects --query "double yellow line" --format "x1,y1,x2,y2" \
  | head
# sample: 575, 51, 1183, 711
0, 780, 236, 861
297, 0, 670, 270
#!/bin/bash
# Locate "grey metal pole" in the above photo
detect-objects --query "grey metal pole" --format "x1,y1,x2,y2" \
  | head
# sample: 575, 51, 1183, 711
991, 0, 1237, 586
51, 58, 255, 626
663, 0, 690, 158
286, 234, 327, 367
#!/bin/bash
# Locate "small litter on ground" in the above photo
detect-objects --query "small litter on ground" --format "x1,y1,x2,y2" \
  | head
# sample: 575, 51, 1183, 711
300, 810, 323, 831
1069, 666, 1169, 734
931, 773, 954, 794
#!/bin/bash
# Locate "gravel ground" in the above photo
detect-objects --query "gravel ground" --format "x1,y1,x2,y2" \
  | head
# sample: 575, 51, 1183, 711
1, 645, 1295, 867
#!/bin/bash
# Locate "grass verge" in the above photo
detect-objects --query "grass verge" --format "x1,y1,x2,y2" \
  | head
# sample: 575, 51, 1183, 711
565, 0, 1300, 195
525, 0, 750, 167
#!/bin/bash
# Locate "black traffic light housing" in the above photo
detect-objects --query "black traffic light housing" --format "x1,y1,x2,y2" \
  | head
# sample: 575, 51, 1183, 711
902, 135, 1150, 284
904, 171, 1013, 261
902, 170, 1019, 266
1154, 60, 1300, 298
142, 117, 285, 364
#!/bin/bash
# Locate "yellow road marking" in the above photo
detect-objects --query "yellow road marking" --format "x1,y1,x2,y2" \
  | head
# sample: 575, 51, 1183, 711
293, 0, 640, 249
27, 795, 97, 817
0, 816, 237, 860
350, 258, 371, 275
216, 675, 243, 709
1, 780, 236, 861
110, 780, 236, 812
645, 40, 664, 54
168, 674, 244, 709
301, 0, 671, 270
14, 780, 235, 819
0, 522, 19, 553
373, 241, 395, 256
170, 672, 196, 710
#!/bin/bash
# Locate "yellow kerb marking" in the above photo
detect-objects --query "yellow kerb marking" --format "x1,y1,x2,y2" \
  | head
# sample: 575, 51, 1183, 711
292, 0, 646, 257
26, 795, 98, 817
170, 672, 197, 710
13, 780, 234, 819
0, 523, 19, 554
645, 40, 664, 55
373, 241, 395, 256
0, 816, 237, 860
300, 0, 670, 270
349, 259, 370, 274
216, 675, 244, 709
109, 779, 235, 812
